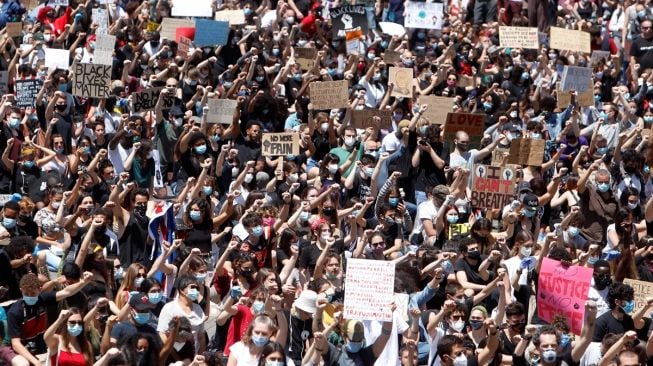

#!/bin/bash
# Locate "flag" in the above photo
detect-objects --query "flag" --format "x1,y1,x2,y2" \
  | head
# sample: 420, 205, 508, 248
148, 201, 175, 260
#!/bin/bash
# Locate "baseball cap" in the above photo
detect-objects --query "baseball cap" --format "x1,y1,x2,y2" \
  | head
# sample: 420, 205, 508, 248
398, 119, 410, 129
293, 290, 317, 314
432, 185, 450, 200
522, 193, 539, 209
343, 319, 365, 342
518, 182, 532, 193
129, 292, 154, 312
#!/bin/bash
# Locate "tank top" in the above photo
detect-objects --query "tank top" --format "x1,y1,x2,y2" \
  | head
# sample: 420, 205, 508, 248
50, 349, 86, 366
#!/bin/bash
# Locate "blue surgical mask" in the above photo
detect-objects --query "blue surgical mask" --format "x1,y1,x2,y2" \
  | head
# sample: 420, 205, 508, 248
252, 301, 265, 314
58, 84, 68, 92
595, 94, 601, 102
531, 133, 541, 139
292, 73, 302, 82
23, 161, 35, 169
148, 292, 162, 304
252, 225, 264, 237
211, 134, 221, 142
3, 218, 16, 229
186, 288, 199, 301
272, 48, 280, 56
196, 273, 207, 282
560, 333, 571, 348
597, 182, 610, 192
521, 72, 529, 80
300, 211, 310, 222
345, 341, 363, 353
556, 64, 564, 73
523, 209, 536, 218
598, 111, 608, 120
252, 335, 269, 347
202, 186, 213, 196
447, 215, 459, 224
568, 226, 579, 237
483, 101, 493, 111
388, 197, 399, 206
622, 299, 635, 313
597, 146, 608, 155
9, 118, 19, 129
645, 116, 653, 124
189, 210, 202, 221
364, 167, 374, 176
645, 165, 651, 174
67, 324, 83, 337
134, 277, 144, 288
223, 82, 233, 89
255, 76, 265, 83
195, 144, 207, 154
23, 295, 38, 306
419, 126, 428, 135
133, 312, 150, 324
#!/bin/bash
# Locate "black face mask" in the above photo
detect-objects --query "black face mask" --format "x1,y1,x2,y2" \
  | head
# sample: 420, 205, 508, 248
457, 143, 468, 152
322, 207, 336, 216
467, 251, 481, 260
510, 321, 526, 334
594, 275, 612, 290
395, 130, 404, 139
134, 205, 147, 218
239, 269, 253, 277
624, 166, 638, 174
55, 104, 67, 112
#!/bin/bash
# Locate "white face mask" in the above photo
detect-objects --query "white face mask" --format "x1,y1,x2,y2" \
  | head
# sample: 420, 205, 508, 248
520, 246, 532, 257
288, 173, 298, 183
451, 320, 465, 332
173, 117, 183, 127
52, 201, 61, 209
344, 137, 355, 146
453, 354, 468, 366
244, 173, 254, 183
231, 167, 239, 177
628, 202, 638, 210
173, 341, 185, 351
320, 122, 329, 132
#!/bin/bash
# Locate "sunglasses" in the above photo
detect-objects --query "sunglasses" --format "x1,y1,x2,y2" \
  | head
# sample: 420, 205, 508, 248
68, 320, 83, 326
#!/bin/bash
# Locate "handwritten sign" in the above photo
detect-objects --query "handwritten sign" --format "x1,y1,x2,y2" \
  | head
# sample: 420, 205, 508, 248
351, 109, 393, 130
550, 27, 590, 53
556, 86, 594, 108
508, 138, 545, 166
420, 95, 453, 125
623, 278, 653, 318
344, 259, 395, 321
471, 164, 517, 210
72, 63, 111, 98
172, 0, 212, 17
345, 29, 362, 56
6, 22, 22, 38
329, 5, 369, 37
262, 133, 300, 157
15, 79, 42, 108
131, 87, 173, 112
161, 18, 195, 40
394, 293, 410, 322
590, 50, 610, 64
49, 0, 68, 6
214, 9, 245, 25
207, 99, 238, 124
295, 47, 316, 71
538, 257, 593, 335
560, 66, 592, 92
94, 35, 115, 66
146, 21, 160, 33
389, 67, 413, 98
443, 112, 485, 150
178, 36, 191, 58
499, 26, 539, 49
194, 19, 229, 47
384, 50, 402, 65
379, 21, 405, 37
92, 8, 109, 35
45, 48, 70, 70
309, 80, 349, 110
405, 2, 444, 30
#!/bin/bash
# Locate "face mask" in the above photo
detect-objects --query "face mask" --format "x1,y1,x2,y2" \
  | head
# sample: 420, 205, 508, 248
510, 111, 519, 119
384, 216, 395, 226
521, 72, 530, 80
521, 246, 532, 257
344, 137, 355, 146
186, 288, 199, 301
266, 361, 284, 366
597, 146, 608, 155
23, 161, 35, 169
3, 218, 16, 229
244, 173, 254, 183
597, 183, 610, 192
403, 59, 414, 67
594, 275, 612, 290
195, 144, 207, 154
173, 341, 186, 351
393, 113, 404, 122
55, 147, 64, 154
223, 81, 233, 89
645, 116, 653, 124
447, 215, 459, 224
252, 301, 265, 314
67, 323, 83, 337
417, 32, 426, 39
23, 295, 38, 306
320, 232, 331, 241
468, 251, 481, 260
173, 118, 183, 127
134, 205, 147, 217
595, 94, 602, 102
135, 277, 144, 288
251, 335, 269, 347
568, 226, 579, 237
320, 122, 329, 132
483, 102, 493, 111
133, 312, 150, 324
622, 299, 635, 313
9, 118, 19, 129
148, 292, 162, 304
367, 52, 375, 60
201, 185, 213, 196
441, 260, 453, 274
345, 341, 363, 353
189, 210, 202, 221
252, 225, 264, 237
542, 349, 557, 363
196, 272, 207, 283
595, 71, 604, 79
328, 164, 338, 175
598, 111, 608, 120
388, 197, 399, 206
523, 209, 536, 218
114, 267, 124, 280
362, 167, 374, 177
292, 73, 302, 82
627, 201, 638, 210
453, 354, 467, 366
51, 201, 61, 210
469, 320, 483, 330
450, 320, 465, 332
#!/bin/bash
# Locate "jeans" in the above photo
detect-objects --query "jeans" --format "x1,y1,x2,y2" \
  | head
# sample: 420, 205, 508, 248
415, 190, 427, 206
473, 0, 497, 25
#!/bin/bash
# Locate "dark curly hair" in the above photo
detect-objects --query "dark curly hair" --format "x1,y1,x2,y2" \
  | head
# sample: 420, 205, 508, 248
607, 283, 635, 310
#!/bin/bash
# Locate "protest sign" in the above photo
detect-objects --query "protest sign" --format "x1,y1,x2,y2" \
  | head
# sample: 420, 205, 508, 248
176, 28, 195, 44
508, 138, 546, 166
15, 79, 42, 108
146, 21, 160, 33
329, 6, 369, 37
383, 50, 402, 65
131, 87, 174, 112
207, 99, 238, 124
538, 257, 593, 334
178, 36, 191, 58
72, 63, 111, 98
295, 47, 316, 71
49, 0, 68, 5
0, 71, 8, 94
550, 27, 590, 53
44, 48, 70, 70
351, 109, 393, 130
556, 86, 594, 108
491, 148, 509, 166
161, 18, 194, 40
344, 259, 396, 322
194, 19, 229, 47
215, 9, 246, 25
394, 293, 410, 322
309, 80, 349, 110
94, 35, 115, 65
21, 0, 39, 9
405, 2, 444, 30
171, 0, 212, 17
470, 164, 517, 210
262, 133, 300, 157
379, 22, 405, 37
389, 67, 413, 98
6, 22, 22, 38
346, 29, 362, 56
623, 278, 653, 318
560, 66, 592, 92
590, 50, 610, 64
443, 112, 485, 150
92, 8, 109, 35
499, 26, 539, 49
420, 95, 453, 125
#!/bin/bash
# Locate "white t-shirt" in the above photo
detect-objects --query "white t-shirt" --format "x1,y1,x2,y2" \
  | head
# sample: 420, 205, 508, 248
381, 132, 403, 153
411, 200, 437, 238
579, 341, 603, 366
587, 280, 611, 318
157, 300, 205, 351
363, 311, 409, 366
503, 255, 529, 300
228, 342, 296, 366
109, 143, 131, 175
449, 149, 479, 170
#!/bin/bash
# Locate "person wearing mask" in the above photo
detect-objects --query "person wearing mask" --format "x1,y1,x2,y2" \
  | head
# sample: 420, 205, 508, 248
587, 259, 613, 317
103, 292, 159, 352
449, 131, 500, 170
577, 164, 619, 244
157, 276, 206, 353
592, 283, 650, 342
44, 308, 94, 366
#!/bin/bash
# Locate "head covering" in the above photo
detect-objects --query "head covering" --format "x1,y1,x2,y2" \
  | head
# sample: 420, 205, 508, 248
518, 182, 532, 193
522, 193, 539, 209
129, 292, 154, 311
432, 185, 450, 200
294, 290, 317, 314
398, 119, 410, 129
343, 320, 365, 341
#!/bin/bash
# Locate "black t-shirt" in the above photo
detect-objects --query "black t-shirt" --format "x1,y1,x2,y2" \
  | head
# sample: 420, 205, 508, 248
234, 135, 263, 169
7, 291, 57, 355
298, 240, 344, 277
630, 36, 653, 70
454, 257, 493, 285
593, 311, 636, 342
228, 236, 272, 268
186, 221, 213, 253
285, 312, 312, 364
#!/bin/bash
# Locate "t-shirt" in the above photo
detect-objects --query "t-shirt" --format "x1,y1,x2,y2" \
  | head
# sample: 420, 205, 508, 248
454, 257, 492, 286
587, 282, 610, 318
411, 200, 437, 238
286, 312, 312, 364
297, 240, 344, 278
592, 311, 635, 342
157, 301, 205, 351
630, 35, 653, 70
323, 343, 376, 366
7, 291, 57, 355
223, 305, 254, 357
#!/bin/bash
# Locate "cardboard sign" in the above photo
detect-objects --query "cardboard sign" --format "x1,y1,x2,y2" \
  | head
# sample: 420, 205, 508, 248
207, 98, 238, 124
329, 5, 369, 37
443, 112, 485, 150
44, 48, 70, 70
550, 27, 590, 53
389, 67, 413, 98
15, 79, 42, 108
72, 63, 111, 98
404, 2, 444, 30
343, 259, 395, 321
309, 80, 349, 110
538, 257, 593, 335
214, 9, 245, 25
261, 133, 300, 157
131, 87, 174, 112
420, 95, 453, 125
171, 0, 212, 17
178, 36, 191, 58
351, 109, 393, 130
22, 0, 39, 10
176, 28, 195, 43
295, 47, 316, 71
345, 29, 362, 56
508, 138, 545, 166
499, 26, 539, 49
379, 21, 405, 37
560, 66, 592, 92
194, 19, 229, 46
556, 86, 594, 108
394, 293, 410, 322
6, 22, 22, 38
94, 35, 115, 66
92, 8, 109, 35
470, 164, 517, 210
590, 50, 610, 64
491, 148, 509, 166
383, 50, 402, 65
0, 71, 8, 95
623, 278, 653, 318
161, 18, 195, 40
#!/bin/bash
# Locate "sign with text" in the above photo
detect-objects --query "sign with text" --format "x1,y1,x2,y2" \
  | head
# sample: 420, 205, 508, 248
72, 63, 111, 98
194, 19, 229, 47
94, 35, 115, 66
405, 2, 444, 30
443, 112, 485, 150
178, 36, 191, 58
471, 164, 517, 210
262, 133, 300, 157
15, 79, 42, 108
623, 278, 653, 318
214, 9, 245, 25
560, 66, 592, 92
491, 148, 509, 166
295, 47, 316, 71
309, 80, 349, 110
49, 0, 68, 6
131, 87, 174, 113
329, 5, 369, 37
345, 29, 362, 56
420, 95, 453, 125
499, 26, 539, 49
556, 86, 594, 108
590, 50, 610, 64
92, 8, 108, 35
6, 22, 22, 38
146, 21, 160, 33
389, 67, 413, 98
379, 21, 406, 37
383, 50, 402, 65
171, 0, 212, 17
344, 259, 395, 321
207, 98, 238, 124
45, 48, 70, 70
161, 18, 195, 40
508, 138, 545, 166
351, 109, 393, 130
550, 27, 590, 53
538, 257, 593, 335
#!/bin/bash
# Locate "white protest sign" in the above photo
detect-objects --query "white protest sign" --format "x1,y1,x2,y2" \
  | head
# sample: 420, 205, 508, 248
152, 150, 164, 188
499, 26, 539, 49
45, 48, 70, 70
92, 8, 109, 35
94, 35, 115, 65
394, 293, 410, 322
207, 99, 238, 124
171, 0, 212, 17
343, 259, 395, 321
405, 2, 443, 30
560, 66, 592, 92
379, 21, 406, 37
590, 50, 610, 64
49, 0, 69, 5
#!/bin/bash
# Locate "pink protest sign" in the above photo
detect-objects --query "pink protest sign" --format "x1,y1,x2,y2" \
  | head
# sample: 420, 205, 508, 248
538, 257, 593, 334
